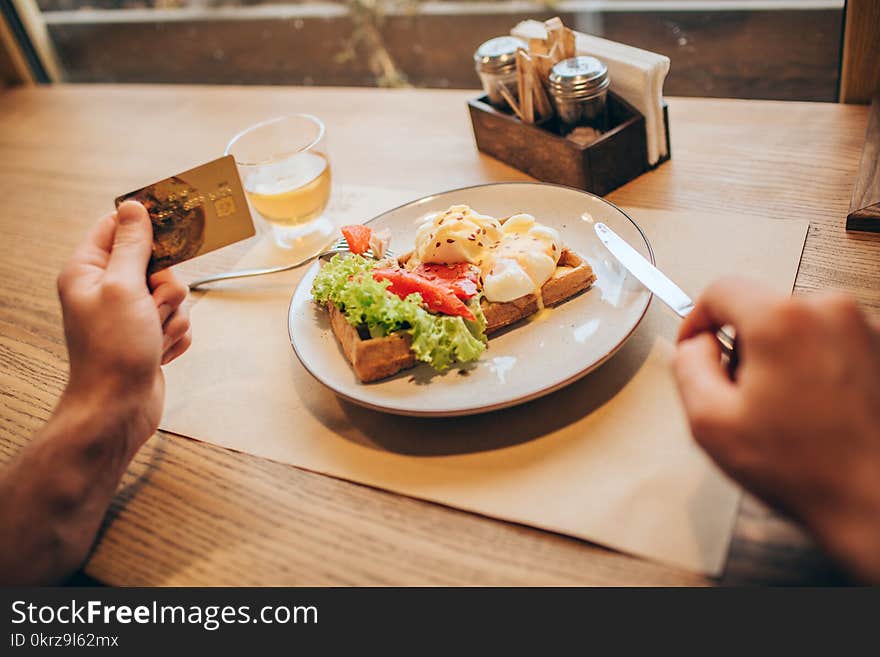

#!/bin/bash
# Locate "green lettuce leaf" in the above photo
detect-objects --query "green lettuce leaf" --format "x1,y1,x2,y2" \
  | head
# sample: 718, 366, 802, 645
311, 253, 377, 304
311, 253, 487, 370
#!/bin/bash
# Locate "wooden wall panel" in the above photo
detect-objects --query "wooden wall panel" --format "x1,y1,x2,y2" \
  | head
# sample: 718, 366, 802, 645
45, 8, 842, 101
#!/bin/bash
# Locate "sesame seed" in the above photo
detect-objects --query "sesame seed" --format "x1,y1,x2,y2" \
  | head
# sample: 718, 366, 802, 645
435, 242, 440, 248
478, 242, 484, 247
446, 238, 455, 243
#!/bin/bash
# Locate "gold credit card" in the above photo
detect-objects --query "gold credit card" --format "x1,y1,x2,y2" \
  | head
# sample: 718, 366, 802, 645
115, 154, 255, 274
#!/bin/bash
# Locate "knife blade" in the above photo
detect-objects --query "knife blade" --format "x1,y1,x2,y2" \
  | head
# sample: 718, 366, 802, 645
594, 222, 694, 318
594, 222, 736, 361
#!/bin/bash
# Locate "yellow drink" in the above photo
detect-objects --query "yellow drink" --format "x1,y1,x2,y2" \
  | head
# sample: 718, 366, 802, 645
244, 151, 331, 227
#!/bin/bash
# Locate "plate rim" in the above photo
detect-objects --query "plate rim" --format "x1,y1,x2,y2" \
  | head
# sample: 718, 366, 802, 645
288, 181, 654, 417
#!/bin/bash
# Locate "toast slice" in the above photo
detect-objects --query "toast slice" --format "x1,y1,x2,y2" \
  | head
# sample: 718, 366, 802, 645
328, 302, 416, 382
326, 248, 596, 382
481, 247, 595, 333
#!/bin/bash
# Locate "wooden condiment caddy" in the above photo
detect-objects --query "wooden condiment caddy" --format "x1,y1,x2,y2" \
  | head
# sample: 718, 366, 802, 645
468, 92, 670, 196
846, 96, 880, 232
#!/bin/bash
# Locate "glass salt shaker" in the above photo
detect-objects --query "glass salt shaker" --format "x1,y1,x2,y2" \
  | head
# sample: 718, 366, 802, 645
474, 36, 527, 112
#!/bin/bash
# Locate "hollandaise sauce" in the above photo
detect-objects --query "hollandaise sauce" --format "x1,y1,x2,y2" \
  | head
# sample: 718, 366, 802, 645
412, 207, 563, 306
480, 213, 562, 305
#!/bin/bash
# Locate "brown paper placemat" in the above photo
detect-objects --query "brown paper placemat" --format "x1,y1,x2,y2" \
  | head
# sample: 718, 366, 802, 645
161, 190, 808, 576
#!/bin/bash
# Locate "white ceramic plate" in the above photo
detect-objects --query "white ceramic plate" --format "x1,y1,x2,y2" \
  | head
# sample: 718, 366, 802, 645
289, 182, 653, 417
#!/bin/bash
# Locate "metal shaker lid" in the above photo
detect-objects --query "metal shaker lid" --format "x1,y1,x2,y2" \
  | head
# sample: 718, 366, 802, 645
474, 36, 526, 73
548, 56, 610, 97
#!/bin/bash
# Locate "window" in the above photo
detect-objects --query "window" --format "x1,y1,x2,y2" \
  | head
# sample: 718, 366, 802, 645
21, 1, 846, 100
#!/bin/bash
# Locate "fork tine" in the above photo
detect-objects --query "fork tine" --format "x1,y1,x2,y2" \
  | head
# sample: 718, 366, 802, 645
320, 237, 395, 261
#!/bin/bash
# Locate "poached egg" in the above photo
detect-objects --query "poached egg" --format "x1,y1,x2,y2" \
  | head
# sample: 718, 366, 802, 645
412, 206, 562, 303
414, 205, 502, 265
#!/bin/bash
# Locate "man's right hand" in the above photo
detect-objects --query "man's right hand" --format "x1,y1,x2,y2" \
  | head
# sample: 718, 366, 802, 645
673, 278, 880, 583
57, 201, 191, 462
0, 202, 191, 585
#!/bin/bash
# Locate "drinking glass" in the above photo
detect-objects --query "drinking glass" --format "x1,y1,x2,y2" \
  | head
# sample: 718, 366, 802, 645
226, 114, 332, 248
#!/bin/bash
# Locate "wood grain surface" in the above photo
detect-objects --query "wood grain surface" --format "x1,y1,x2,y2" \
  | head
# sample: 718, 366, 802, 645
0, 85, 876, 586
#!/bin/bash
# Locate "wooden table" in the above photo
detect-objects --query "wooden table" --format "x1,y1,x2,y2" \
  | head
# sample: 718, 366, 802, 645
1, 85, 877, 586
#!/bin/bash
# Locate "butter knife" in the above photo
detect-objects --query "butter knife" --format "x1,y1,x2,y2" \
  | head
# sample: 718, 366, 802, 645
594, 222, 737, 365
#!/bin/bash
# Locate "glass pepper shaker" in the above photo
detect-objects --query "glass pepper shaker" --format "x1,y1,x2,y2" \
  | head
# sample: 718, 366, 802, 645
547, 56, 611, 135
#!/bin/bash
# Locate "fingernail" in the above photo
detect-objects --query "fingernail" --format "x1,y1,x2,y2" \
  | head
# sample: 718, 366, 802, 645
118, 201, 145, 225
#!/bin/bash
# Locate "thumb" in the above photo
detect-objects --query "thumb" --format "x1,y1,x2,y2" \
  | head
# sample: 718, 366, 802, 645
107, 200, 153, 285
673, 332, 739, 434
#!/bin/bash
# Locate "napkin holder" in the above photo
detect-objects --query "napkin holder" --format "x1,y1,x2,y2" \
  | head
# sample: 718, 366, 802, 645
468, 91, 670, 196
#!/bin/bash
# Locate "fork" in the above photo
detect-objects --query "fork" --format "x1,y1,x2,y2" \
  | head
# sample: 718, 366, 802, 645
188, 238, 395, 290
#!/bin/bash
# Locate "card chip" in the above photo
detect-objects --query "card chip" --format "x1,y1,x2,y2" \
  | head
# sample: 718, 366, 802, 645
115, 155, 255, 273
214, 196, 237, 217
